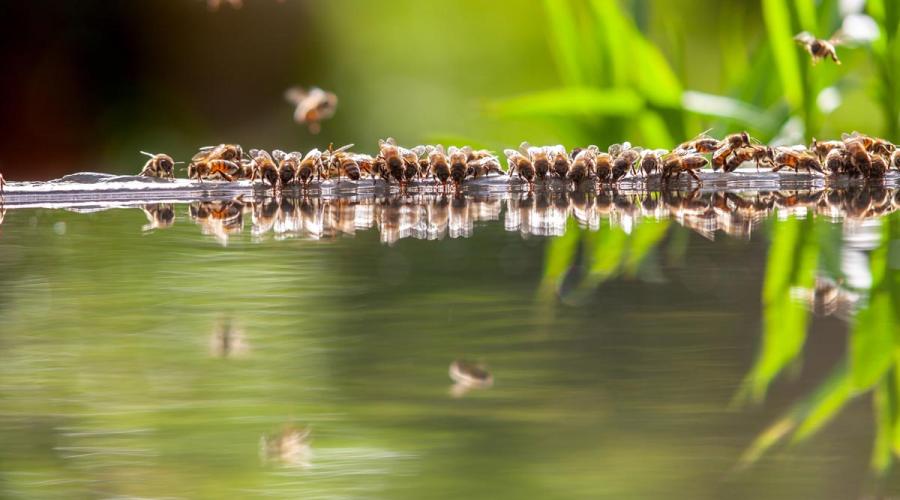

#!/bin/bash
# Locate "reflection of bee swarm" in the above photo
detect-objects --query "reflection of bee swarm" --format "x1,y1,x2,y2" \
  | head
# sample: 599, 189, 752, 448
259, 426, 312, 468
209, 318, 249, 358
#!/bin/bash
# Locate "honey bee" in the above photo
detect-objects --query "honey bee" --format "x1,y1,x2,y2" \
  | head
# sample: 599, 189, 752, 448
466, 155, 505, 179
285, 86, 338, 134
810, 138, 846, 161
426, 145, 451, 188
661, 152, 708, 185
325, 143, 359, 181
711, 132, 752, 170
772, 148, 824, 174
611, 143, 641, 182
378, 137, 405, 185
592, 149, 613, 183
842, 135, 872, 177
724, 145, 775, 173
273, 149, 299, 186
794, 31, 843, 65
676, 129, 720, 154
188, 159, 242, 182
140, 203, 175, 231
639, 149, 667, 176
504, 149, 536, 185
297, 149, 324, 186
547, 145, 570, 178
400, 146, 423, 183
138, 151, 177, 179
843, 131, 895, 157
248, 149, 280, 189
260, 424, 312, 468
448, 146, 469, 188
825, 147, 848, 175
195, 143, 244, 164
870, 155, 888, 179
521, 142, 551, 181
568, 146, 599, 184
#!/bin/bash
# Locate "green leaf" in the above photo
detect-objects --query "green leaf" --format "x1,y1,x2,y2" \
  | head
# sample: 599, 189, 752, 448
681, 91, 780, 132
762, 0, 804, 111
544, 0, 590, 86
490, 87, 644, 118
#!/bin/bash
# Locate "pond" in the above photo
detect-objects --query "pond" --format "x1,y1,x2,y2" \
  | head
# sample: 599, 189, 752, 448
0, 187, 898, 499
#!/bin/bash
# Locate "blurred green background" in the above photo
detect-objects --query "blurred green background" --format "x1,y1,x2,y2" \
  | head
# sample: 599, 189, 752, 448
1, 0, 897, 180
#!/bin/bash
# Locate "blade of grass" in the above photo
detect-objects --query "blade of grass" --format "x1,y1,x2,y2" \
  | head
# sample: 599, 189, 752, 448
490, 87, 644, 118
762, 0, 804, 112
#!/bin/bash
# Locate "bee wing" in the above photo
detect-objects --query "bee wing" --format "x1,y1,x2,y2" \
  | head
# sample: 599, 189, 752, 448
518, 141, 531, 155
503, 148, 519, 159
284, 86, 308, 104
249, 148, 260, 158
461, 145, 473, 155
272, 149, 287, 162
333, 143, 354, 155
794, 31, 816, 45
448, 146, 459, 155
622, 141, 632, 150
411, 145, 427, 156
386, 137, 398, 146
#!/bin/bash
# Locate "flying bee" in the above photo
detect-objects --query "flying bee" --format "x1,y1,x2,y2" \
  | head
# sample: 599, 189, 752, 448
676, 129, 720, 154
326, 143, 359, 181
794, 31, 843, 65
378, 137, 405, 185
285, 86, 338, 134
448, 146, 469, 188
639, 149, 667, 176
426, 145, 451, 188
521, 142, 551, 181
568, 146, 599, 184
842, 136, 872, 177
661, 152, 707, 185
504, 149, 536, 185
772, 148, 824, 175
138, 151, 178, 179
273, 149, 300, 186
810, 138, 846, 161
297, 149, 323, 186
611, 145, 641, 182
547, 145, 570, 178
248, 149, 280, 189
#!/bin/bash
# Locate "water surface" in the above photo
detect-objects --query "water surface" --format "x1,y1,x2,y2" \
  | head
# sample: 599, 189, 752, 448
0, 188, 898, 499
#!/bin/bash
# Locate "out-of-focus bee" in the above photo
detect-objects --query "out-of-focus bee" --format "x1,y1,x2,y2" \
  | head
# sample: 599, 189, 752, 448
273, 149, 299, 187
610, 143, 641, 182
260, 425, 312, 468
449, 359, 493, 398
521, 142, 551, 181
810, 138, 846, 161
426, 145, 451, 188
891, 149, 900, 170
378, 137, 405, 185
324, 143, 359, 181
504, 148, 536, 185
842, 135, 872, 177
297, 149, 323, 186
248, 149, 280, 189
448, 146, 469, 189
676, 129, 720, 154
547, 145, 570, 179
724, 145, 775, 173
825, 148, 848, 175
285, 86, 337, 134
661, 152, 708, 185
773, 148, 824, 174
138, 151, 177, 179
568, 146, 599, 184
794, 31, 843, 65
639, 149, 667, 176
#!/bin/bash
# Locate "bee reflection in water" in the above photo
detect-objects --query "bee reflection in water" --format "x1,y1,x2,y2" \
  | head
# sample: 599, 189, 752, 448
260, 425, 312, 468
175, 186, 900, 245
449, 360, 494, 398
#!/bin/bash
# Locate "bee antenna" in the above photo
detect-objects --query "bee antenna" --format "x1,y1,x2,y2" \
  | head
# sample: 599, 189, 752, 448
140, 151, 156, 158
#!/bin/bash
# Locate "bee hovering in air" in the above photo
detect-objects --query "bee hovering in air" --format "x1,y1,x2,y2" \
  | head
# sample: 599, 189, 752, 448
138, 151, 178, 179
794, 31, 843, 65
285, 86, 338, 134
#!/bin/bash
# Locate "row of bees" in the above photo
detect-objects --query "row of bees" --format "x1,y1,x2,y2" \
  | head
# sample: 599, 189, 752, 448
129, 187, 900, 245
139, 131, 900, 188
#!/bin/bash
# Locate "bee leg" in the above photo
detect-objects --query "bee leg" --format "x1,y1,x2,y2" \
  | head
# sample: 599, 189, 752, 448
687, 169, 703, 186
772, 164, 784, 173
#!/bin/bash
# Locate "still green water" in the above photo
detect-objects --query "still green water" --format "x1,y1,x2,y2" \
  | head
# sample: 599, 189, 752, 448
0, 189, 898, 499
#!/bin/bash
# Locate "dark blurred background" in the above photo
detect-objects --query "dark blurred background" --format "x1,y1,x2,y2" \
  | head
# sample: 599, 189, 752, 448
0, 0, 895, 179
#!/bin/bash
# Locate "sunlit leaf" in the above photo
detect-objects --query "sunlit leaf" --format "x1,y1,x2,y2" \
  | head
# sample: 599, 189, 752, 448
623, 220, 670, 276
544, 0, 589, 86
681, 91, 780, 132
762, 0, 804, 110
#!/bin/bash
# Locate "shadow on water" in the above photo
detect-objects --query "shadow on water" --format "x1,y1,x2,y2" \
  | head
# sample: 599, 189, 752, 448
0, 186, 899, 498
